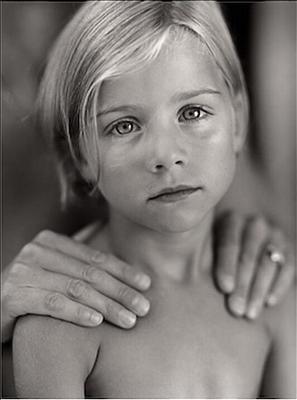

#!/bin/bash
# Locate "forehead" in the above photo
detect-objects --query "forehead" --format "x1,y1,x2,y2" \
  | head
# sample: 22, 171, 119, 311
98, 36, 228, 109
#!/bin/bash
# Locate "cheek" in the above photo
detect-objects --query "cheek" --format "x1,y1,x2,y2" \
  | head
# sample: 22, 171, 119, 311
190, 122, 236, 197
205, 135, 236, 195
98, 144, 142, 204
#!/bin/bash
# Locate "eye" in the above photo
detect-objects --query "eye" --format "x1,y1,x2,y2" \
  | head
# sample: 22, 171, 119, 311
108, 119, 140, 136
178, 105, 209, 123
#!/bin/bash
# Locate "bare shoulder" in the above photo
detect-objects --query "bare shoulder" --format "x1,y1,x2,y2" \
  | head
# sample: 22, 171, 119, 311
13, 315, 102, 398
14, 314, 101, 371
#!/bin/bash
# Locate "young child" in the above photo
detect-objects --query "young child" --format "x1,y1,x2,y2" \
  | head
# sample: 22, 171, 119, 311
13, 1, 296, 398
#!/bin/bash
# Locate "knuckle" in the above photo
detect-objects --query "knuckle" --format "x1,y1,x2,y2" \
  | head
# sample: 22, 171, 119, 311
67, 279, 87, 299
117, 285, 133, 303
96, 270, 110, 287
9, 262, 31, 278
82, 265, 99, 282
249, 214, 265, 225
121, 263, 134, 281
90, 250, 107, 265
249, 214, 267, 234
104, 301, 117, 320
20, 243, 39, 260
240, 251, 255, 266
76, 306, 88, 322
44, 292, 65, 312
35, 229, 54, 243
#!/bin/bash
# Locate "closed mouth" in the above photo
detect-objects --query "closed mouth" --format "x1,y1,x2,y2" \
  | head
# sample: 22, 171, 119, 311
148, 185, 202, 201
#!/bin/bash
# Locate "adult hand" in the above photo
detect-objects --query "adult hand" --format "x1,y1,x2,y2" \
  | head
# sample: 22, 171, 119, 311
214, 211, 295, 319
2, 229, 151, 343
2, 212, 295, 343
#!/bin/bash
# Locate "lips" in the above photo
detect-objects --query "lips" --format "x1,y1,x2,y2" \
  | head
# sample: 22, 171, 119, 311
148, 185, 202, 203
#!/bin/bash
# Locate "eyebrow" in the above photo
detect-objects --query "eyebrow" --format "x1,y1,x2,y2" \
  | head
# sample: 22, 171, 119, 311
97, 105, 141, 118
172, 88, 221, 102
97, 88, 221, 117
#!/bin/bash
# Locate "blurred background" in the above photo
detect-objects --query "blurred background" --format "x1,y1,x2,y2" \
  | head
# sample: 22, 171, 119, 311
2, 1, 296, 268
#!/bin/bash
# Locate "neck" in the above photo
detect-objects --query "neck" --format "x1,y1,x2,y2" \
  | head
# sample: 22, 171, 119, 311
105, 210, 214, 283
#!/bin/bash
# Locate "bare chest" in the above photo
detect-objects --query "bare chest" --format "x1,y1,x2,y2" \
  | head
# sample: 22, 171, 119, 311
86, 283, 270, 398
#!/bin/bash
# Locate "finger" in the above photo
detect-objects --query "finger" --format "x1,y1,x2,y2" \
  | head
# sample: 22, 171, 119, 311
16, 286, 137, 329
245, 250, 278, 319
228, 216, 269, 316
72, 222, 102, 242
13, 287, 104, 327
266, 245, 295, 306
18, 244, 150, 317
36, 263, 150, 317
214, 211, 245, 293
34, 230, 151, 291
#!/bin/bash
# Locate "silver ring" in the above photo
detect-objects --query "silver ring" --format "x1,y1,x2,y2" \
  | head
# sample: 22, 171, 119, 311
265, 244, 285, 265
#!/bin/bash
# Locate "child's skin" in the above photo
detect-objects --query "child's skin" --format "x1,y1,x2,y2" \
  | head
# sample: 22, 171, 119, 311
13, 35, 296, 398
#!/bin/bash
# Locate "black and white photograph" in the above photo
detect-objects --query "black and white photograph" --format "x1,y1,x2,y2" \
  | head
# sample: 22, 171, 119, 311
2, 1, 296, 398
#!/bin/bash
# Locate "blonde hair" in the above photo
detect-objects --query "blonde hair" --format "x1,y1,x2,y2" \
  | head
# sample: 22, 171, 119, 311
37, 0, 249, 204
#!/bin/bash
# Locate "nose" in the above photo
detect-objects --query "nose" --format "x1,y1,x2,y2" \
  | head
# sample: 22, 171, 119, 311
145, 126, 188, 174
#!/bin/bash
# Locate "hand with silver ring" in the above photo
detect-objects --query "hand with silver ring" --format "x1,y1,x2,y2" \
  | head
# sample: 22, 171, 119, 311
2, 212, 295, 345
265, 244, 286, 265
214, 211, 295, 320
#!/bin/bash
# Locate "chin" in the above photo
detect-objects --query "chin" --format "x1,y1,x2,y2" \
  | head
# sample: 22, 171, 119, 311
144, 210, 208, 234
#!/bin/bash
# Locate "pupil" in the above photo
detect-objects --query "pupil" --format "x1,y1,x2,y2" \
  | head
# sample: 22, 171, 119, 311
118, 122, 132, 134
187, 109, 199, 118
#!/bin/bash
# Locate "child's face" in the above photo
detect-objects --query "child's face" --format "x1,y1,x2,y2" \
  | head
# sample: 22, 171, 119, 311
96, 37, 241, 233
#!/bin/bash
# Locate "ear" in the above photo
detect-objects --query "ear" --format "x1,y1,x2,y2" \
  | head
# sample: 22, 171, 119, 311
231, 92, 247, 155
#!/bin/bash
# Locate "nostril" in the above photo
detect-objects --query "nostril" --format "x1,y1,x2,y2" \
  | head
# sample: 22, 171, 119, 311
155, 164, 163, 170
175, 160, 183, 166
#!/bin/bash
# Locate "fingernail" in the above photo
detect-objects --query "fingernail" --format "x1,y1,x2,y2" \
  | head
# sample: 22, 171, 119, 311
119, 310, 136, 328
89, 312, 103, 325
136, 274, 151, 289
132, 297, 150, 316
222, 276, 234, 293
246, 305, 259, 320
230, 297, 245, 315
267, 295, 277, 306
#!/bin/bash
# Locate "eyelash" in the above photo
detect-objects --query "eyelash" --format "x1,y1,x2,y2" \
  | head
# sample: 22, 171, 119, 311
178, 105, 211, 124
106, 118, 141, 136
105, 105, 211, 136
